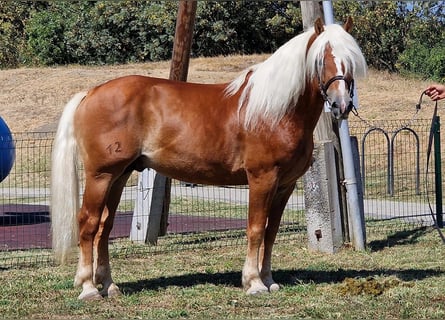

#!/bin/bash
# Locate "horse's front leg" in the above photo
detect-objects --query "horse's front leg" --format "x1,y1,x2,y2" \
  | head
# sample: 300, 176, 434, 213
93, 173, 131, 298
259, 182, 296, 292
74, 174, 111, 300
243, 169, 278, 295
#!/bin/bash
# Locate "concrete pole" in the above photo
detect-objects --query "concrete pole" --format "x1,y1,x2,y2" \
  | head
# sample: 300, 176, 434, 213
301, 1, 343, 253
322, 0, 366, 250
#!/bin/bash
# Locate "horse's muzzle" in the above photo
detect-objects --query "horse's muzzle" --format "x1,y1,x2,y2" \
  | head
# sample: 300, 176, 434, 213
331, 100, 354, 120
330, 102, 347, 120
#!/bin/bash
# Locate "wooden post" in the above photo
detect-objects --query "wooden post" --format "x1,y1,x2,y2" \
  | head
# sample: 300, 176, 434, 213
169, 0, 197, 81
131, 0, 198, 245
300, 1, 323, 30
152, 0, 197, 243
301, 1, 344, 253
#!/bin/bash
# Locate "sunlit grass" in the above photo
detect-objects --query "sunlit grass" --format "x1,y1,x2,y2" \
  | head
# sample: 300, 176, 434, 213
0, 229, 444, 319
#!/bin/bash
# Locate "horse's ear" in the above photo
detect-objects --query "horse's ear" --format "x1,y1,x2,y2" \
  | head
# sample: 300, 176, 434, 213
343, 16, 353, 33
314, 17, 324, 35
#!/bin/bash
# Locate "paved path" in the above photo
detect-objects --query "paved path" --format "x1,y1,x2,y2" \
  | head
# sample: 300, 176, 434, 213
0, 185, 442, 250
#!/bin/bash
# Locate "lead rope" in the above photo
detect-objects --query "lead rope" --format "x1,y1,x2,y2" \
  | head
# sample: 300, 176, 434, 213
352, 101, 420, 131
419, 90, 445, 244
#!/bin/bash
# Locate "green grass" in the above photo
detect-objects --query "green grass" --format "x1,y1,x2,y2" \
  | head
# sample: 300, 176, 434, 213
169, 196, 304, 220
1, 228, 444, 319
170, 196, 247, 218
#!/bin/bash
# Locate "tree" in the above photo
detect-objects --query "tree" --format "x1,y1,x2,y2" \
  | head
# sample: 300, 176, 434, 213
0, 1, 41, 68
334, 1, 406, 72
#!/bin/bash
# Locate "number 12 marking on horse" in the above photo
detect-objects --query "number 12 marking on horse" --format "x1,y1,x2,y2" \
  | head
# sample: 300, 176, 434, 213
106, 142, 122, 155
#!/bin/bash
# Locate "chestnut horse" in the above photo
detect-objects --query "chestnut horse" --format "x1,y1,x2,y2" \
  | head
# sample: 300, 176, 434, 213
51, 18, 366, 300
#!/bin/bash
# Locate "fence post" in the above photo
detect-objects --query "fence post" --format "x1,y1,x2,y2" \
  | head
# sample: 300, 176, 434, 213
434, 116, 443, 228
301, 0, 344, 253
303, 141, 343, 253
131, 1, 197, 244
130, 169, 155, 242
350, 136, 366, 242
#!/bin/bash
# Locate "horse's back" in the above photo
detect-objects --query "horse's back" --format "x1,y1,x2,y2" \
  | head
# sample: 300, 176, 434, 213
72, 75, 246, 183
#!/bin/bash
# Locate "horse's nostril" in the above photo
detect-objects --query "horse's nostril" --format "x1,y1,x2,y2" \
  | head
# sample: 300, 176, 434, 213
331, 108, 341, 119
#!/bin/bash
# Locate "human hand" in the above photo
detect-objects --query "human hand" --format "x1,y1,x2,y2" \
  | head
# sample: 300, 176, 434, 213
425, 84, 445, 101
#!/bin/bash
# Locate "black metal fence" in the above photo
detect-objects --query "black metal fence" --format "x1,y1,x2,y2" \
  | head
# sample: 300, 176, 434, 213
0, 131, 306, 267
349, 118, 443, 233
0, 117, 442, 268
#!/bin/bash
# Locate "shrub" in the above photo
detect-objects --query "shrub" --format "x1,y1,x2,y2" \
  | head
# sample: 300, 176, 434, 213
193, 1, 301, 57
0, 1, 35, 68
396, 43, 430, 78
64, 1, 177, 65
398, 41, 445, 82
424, 46, 445, 82
3, 0, 445, 80
24, 9, 67, 65
21, 1, 301, 66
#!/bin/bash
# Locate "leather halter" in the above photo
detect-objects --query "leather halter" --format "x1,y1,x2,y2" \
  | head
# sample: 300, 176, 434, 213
319, 75, 356, 114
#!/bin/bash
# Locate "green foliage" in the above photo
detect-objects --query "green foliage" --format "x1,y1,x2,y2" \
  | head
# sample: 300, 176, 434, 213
23, 1, 178, 65
20, 1, 301, 66
334, 1, 406, 72
194, 1, 301, 57
396, 2, 445, 81
0, 1, 40, 68
64, 1, 177, 65
334, 1, 445, 79
2, 0, 445, 81
25, 9, 67, 65
427, 46, 445, 82
398, 43, 445, 82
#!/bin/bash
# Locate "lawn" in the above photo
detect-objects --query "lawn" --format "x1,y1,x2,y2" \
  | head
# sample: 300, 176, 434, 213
1, 228, 444, 319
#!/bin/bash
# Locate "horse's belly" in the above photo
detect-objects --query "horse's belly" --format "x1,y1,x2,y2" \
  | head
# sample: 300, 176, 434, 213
140, 151, 248, 186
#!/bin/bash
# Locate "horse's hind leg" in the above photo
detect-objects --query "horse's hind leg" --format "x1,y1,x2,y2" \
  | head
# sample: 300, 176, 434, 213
260, 182, 296, 292
93, 172, 131, 298
74, 173, 113, 301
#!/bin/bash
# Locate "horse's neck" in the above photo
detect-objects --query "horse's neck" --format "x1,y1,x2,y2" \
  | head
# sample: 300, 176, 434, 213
296, 87, 325, 134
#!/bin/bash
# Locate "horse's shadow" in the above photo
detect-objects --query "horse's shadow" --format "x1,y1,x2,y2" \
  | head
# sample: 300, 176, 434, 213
119, 267, 444, 295
120, 227, 443, 295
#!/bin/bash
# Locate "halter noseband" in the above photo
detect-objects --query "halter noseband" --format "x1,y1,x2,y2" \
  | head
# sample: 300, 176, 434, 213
319, 75, 356, 115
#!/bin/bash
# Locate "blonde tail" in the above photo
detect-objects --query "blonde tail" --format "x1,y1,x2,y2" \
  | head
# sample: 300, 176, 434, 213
50, 92, 87, 264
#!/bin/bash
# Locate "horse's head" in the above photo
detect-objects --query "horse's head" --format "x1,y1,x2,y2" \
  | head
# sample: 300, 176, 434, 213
225, 16, 366, 129
310, 17, 365, 120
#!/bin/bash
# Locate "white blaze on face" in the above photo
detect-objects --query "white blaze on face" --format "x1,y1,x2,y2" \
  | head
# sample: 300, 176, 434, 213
332, 55, 350, 114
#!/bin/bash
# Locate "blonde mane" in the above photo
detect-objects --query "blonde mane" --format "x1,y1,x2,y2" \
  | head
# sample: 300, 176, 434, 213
225, 23, 367, 129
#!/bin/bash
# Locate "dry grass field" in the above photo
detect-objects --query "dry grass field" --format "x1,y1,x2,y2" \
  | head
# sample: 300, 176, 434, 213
0, 54, 440, 133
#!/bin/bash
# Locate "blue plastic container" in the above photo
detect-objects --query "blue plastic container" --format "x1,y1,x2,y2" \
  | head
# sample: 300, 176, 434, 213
0, 117, 15, 182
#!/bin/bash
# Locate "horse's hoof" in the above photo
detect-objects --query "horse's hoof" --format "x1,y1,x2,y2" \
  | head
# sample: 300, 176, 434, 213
78, 290, 103, 301
108, 288, 122, 298
246, 285, 269, 295
269, 283, 280, 292
102, 284, 122, 298
247, 289, 269, 295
